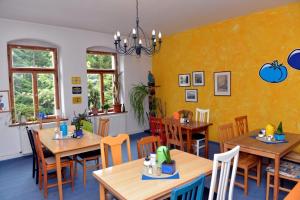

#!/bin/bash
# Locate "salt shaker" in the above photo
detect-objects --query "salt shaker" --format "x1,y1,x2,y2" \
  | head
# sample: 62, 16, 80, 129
143, 156, 150, 174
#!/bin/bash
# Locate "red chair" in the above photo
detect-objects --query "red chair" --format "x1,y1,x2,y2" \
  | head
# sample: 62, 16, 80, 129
149, 116, 166, 145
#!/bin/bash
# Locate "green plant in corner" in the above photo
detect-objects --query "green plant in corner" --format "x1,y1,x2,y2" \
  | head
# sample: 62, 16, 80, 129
129, 83, 149, 125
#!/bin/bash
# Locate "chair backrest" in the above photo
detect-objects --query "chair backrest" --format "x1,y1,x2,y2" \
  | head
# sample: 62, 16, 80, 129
149, 116, 163, 136
97, 118, 110, 137
208, 145, 240, 200
177, 110, 193, 121
171, 175, 205, 200
218, 123, 236, 153
165, 119, 184, 151
25, 126, 36, 154
81, 120, 93, 133
195, 108, 210, 123
235, 115, 249, 136
100, 134, 132, 168
32, 130, 46, 167
137, 136, 161, 159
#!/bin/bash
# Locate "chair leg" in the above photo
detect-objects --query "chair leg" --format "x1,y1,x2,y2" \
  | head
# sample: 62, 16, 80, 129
83, 159, 87, 189
70, 162, 74, 192
36, 164, 39, 185
39, 167, 43, 190
43, 170, 48, 198
244, 168, 248, 195
196, 140, 200, 156
32, 156, 35, 178
257, 159, 262, 186
73, 155, 78, 177
266, 172, 270, 200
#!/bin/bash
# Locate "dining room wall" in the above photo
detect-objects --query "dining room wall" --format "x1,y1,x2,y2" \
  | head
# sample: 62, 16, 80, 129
0, 18, 151, 160
152, 2, 300, 147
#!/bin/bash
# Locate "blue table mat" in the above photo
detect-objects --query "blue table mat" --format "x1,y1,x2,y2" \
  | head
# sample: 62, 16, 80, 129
142, 172, 180, 180
250, 135, 288, 144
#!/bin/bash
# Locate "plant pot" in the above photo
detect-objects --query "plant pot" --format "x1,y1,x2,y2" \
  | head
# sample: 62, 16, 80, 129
92, 107, 98, 115
274, 133, 285, 141
161, 160, 176, 175
74, 129, 83, 138
113, 104, 122, 113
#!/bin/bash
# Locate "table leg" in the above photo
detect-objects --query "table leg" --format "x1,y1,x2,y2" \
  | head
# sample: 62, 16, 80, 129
187, 130, 192, 153
55, 154, 63, 200
273, 155, 280, 200
205, 128, 209, 158
99, 183, 105, 200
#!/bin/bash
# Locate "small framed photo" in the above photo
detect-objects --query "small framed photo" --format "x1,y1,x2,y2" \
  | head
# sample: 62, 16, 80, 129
185, 89, 198, 102
178, 74, 190, 87
0, 90, 11, 113
214, 71, 231, 96
192, 71, 205, 86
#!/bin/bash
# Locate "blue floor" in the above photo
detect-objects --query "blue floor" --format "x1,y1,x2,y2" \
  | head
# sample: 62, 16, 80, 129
0, 132, 289, 200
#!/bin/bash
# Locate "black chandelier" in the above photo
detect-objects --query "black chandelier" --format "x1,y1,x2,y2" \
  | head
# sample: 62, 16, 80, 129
113, 0, 162, 56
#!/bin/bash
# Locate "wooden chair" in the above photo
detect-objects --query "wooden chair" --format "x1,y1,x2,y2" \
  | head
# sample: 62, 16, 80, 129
192, 108, 210, 156
165, 118, 184, 151
171, 175, 205, 200
235, 115, 249, 136
265, 152, 300, 200
208, 145, 240, 200
26, 126, 53, 184
137, 136, 161, 159
32, 130, 74, 198
100, 133, 132, 168
149, 116, 166, 144
218, 123, 261, 195
266, 160, 300, 200
75, 118, 110, 188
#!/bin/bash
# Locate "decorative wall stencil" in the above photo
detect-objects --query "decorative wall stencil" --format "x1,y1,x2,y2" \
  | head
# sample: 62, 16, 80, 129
287, 49, 300, 70
72, 87, 82, 94
72, 96, 82, 104
259, 60, 287, 83
71, 77, 81, 85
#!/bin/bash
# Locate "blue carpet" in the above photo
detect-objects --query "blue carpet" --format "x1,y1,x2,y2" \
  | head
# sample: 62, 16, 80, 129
0, 132, 290, 200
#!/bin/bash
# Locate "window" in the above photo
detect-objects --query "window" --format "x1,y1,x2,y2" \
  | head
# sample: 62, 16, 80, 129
8, 44, 59, 122
86, 51, 117, 112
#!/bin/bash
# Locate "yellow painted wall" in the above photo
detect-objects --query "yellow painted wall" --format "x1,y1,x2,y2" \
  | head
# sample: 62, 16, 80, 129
152, 2, 300, 147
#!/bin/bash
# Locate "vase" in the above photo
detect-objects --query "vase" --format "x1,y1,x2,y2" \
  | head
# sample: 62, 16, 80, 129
161, 160, 176, 175
274, 133, 285, 141
113, 104, 122, 113
74, 129, 83, 137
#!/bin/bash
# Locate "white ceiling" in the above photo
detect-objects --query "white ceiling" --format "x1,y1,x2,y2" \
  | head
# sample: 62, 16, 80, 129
0, 0, 297, 35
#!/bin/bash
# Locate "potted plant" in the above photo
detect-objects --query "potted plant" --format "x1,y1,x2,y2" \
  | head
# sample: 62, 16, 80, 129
102, 103, 110, 114
89, 89, 99, 115
129, 83, 149, 126
113, 72, 122, 112
274, 121, 285, 141
161, 147, 176, 174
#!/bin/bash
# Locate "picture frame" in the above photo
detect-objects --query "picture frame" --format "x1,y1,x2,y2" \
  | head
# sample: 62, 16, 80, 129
0, 90, 11, 113
178, 74, 191, 87
185, 89, 198, 102
214, 71, 231, 96
192, 71, 205, 86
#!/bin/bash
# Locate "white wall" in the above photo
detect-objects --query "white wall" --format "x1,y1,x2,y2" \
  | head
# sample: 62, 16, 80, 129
0, 18, 151, 161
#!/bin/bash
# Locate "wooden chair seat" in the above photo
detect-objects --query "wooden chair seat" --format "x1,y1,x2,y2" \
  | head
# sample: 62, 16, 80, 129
44, 157, 72, 166
238, 154, 260, 169
283, 151, 300, 163
77, 150, 100, 159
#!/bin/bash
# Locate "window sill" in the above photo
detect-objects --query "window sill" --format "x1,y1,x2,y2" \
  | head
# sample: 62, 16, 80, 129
9, 118, 68, 127
88, 111, 128, 118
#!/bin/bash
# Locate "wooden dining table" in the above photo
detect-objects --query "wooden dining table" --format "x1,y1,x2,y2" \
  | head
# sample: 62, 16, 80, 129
223, 130, 300, 200
93, 149, 214, 200
38, 126, 101, 200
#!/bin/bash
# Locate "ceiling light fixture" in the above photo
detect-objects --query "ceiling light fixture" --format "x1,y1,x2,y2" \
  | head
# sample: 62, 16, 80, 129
113, 0, 162, 56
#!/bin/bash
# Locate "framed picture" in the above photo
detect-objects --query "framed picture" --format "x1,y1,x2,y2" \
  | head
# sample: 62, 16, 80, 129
178, 74, 190, 87
214, 71, 231, 96
185, 89, 198, 102
192, 71, 205, 86
0, 90, 11, 113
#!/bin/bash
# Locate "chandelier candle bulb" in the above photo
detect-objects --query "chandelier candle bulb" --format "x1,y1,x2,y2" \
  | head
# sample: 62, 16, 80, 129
117, 31, 121, 40
158, 31, 162, 39
114, 34, 117, 41
139, 39, 142, 45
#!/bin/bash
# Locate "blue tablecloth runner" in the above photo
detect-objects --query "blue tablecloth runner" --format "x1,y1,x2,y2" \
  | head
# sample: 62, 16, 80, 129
250, 135, 288, 144
141, 172, 180, 180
